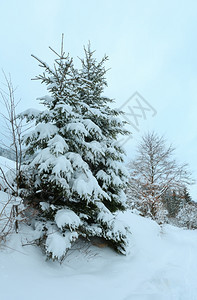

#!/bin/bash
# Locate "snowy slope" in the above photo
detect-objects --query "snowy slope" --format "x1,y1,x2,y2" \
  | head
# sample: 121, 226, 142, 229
0, 156, 16, 231
0, 155, 196, 299
0, 211, 197, 300
0, 155, 15, 173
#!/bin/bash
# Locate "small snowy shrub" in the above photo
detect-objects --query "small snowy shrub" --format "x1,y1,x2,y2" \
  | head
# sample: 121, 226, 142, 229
21, 42, 130, 261
127, 193, 168, 224
0, 191, 23, 242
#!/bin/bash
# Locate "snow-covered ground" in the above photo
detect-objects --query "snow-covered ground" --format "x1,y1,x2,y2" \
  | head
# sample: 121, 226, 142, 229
0, 156, 16, 233
0, 210, 197, 300
0, 155, 197, 300
0, 155, 15, 173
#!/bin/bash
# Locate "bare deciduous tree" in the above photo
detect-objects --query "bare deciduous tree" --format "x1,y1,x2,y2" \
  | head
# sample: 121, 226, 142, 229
127, 132, 193, 219
0, 73, 25, 236
0, 72, 23, 195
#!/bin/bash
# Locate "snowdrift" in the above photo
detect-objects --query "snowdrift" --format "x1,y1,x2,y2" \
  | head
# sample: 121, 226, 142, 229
0, 210, 197, 300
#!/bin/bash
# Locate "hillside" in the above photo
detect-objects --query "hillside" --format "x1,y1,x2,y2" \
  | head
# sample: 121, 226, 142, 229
0, 155, 15, 173
0, 206, 197, 300
0, 156, 197, 300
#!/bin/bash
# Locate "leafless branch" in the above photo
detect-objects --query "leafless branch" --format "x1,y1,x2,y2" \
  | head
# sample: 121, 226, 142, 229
127, 132, 194, 219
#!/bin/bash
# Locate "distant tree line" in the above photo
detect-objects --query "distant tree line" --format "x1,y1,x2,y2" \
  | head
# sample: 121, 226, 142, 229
0, 146, 15, 161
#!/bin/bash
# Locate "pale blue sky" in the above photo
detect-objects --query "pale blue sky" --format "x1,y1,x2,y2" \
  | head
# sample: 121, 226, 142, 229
0, 0, 197, 198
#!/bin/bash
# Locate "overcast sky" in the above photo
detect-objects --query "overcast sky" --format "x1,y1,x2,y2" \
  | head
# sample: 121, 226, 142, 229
0, 0, 197, 198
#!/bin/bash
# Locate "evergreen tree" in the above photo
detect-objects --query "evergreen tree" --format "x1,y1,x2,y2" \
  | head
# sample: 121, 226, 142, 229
75, 44, 129, 212
162, 190, 181, 218
182, 187, 192, 204
21, 42, 129, 261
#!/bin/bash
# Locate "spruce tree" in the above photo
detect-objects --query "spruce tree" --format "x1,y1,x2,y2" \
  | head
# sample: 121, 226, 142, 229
75, 44, 129, 212
182, 187, 192, 204
162, 190, 180, 217
21, 41, 129, 261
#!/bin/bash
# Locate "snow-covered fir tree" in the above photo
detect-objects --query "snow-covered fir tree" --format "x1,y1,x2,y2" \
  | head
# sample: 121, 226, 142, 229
75, 44, 129, 212
20, 42, 130, 261
162, 187, 192, 219
182, 187, 192, 204
162, 190, 182, 218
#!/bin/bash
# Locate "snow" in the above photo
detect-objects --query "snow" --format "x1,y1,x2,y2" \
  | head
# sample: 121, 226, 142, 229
31, 149, 72, 181
96, 170, 111, 183
82, 119, 102, 136
40, 202, 50, 211
51, 156, 72, 177
72, 172, 100, 199
34, 123, 58, 140
86, 141, 104, 156
66, 122, 88, 136
19, 108, 41, 119
45, 231, 78, 260
0, 156, 16, 193
23, 123, 58, 143
0, 156, 15, 173
66, 152, 88, 170
37, 95, 54, 106
55, 209, 81, 230
0, 191, 12, 231
48, 135, 69, 155
1, 210, 197, 299
55, 103, 75, 115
